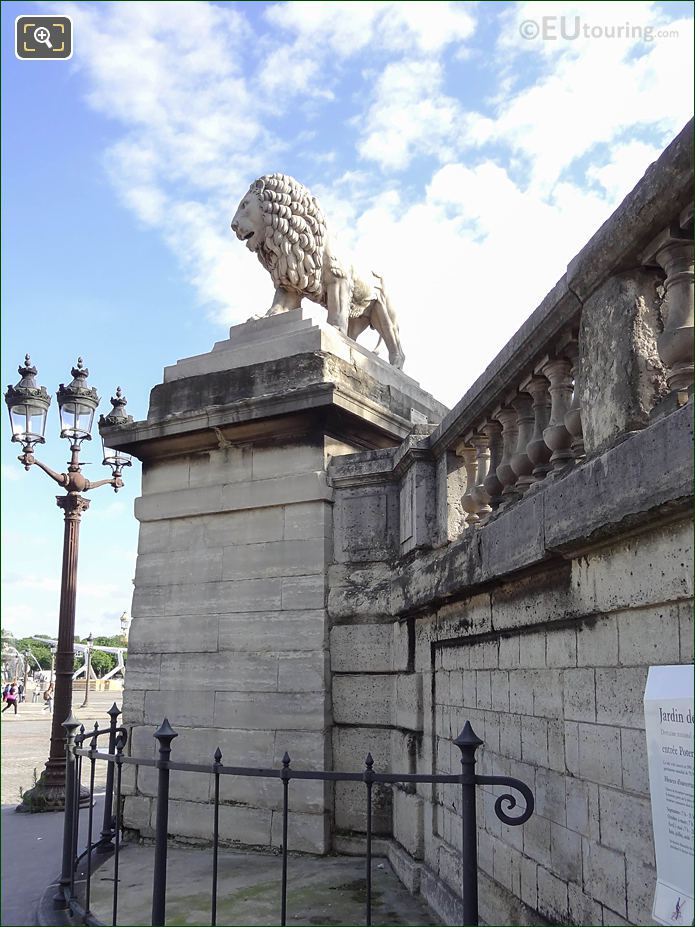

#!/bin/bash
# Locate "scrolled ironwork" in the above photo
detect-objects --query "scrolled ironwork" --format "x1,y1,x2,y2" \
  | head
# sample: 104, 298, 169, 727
476, 774, 535, 825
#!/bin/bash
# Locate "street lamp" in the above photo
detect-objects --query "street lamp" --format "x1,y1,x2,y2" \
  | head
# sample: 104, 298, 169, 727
49, 643, 57, 687
80, 632, 94, 709
119, 610, 131, 641
23, 650, 31, 699
5, 356, 132, 812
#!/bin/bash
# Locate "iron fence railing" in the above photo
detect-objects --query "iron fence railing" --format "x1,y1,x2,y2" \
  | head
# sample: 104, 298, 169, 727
53, 705, 534, 927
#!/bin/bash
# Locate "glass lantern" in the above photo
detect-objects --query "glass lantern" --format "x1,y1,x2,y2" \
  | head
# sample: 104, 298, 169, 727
57, 358, 99, 442
99, 386, 133, 478
4, 355, 51, 451
102, 439, 132, 474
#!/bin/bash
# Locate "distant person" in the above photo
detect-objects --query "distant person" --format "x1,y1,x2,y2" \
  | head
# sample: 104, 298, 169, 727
17, 682, 24, 703
43, 683, 54, 713
32, 681, 41, 703
2, 684, 18, 714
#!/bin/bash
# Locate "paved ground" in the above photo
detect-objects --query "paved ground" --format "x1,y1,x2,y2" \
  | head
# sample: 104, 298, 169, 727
89, 845, 437, 926
1, 692, 439, 926
1, 693, 119, 806
1, 692, 120, 926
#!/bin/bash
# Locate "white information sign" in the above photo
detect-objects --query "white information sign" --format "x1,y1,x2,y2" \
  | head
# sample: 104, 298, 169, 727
644, 664, 694, 926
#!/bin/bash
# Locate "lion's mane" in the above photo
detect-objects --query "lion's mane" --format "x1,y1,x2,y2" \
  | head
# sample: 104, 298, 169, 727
249, 174, 327, 300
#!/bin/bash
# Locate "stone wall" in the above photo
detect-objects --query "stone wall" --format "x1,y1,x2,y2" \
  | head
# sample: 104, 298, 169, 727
122, 435, 335, 852
328, 490, 692, 924
324, 120, 694, 925
107, 310, 447, 854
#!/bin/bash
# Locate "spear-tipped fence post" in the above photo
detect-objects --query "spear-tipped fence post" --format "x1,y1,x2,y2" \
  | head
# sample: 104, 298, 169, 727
453, 721, 484, 927
97, 702, 121, 852
151, 719, 178, 927
54, 712, 80, 909
280, 751, 291, 926
364, 752, 375, 926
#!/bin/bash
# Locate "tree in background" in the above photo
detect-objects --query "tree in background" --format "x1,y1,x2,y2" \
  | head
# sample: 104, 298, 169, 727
15, 637, 53, 670
75, 636, 122, 678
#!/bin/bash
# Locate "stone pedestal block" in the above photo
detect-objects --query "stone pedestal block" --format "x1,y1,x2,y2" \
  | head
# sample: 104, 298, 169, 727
579, 269, 668, 454
103, 309, 446, 852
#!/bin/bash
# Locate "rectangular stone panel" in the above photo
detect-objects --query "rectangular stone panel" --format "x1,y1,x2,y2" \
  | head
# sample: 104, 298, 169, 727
135, 472, 332, 522
284, 501, 332, 540
132, 577, 283, 617
277, 652, 327, 693
221, 538, 328, 581
128, 614, 219, 654
251, 441, 324, 480
219, 611, 326, 653
160, 652, 279, 692
188, 446, 253, 487
332, 675, 394, 726
330, 624, 394, 673
281, 575, 326, 610
134, 549, 223, 587
204, 508, 284, 547
213, 691, 329, 731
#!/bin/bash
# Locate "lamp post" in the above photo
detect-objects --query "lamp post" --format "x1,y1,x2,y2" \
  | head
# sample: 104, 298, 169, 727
119, 610, 131, 642
80, 632, 94, 709
5, 356, 132, 812
23, 650, 30, 700
49, 643, 56, 687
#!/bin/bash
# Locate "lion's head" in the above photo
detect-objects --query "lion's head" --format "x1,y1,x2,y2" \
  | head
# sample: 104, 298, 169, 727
231, 173, 326, 298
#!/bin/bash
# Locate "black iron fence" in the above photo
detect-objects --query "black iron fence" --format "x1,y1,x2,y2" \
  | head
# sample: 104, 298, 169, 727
54, 706, 534, 927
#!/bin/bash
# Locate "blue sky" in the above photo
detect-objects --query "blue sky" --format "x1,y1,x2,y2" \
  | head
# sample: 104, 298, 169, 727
2, 0, 693, 640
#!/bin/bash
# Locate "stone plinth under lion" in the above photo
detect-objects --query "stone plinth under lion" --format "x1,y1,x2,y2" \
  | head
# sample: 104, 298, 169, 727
102, 308, 446, 854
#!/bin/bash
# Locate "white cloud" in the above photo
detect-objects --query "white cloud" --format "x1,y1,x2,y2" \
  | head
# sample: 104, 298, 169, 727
357, 59, 463, 170
264, 1, 475, 56
49, 0, 692, 406
489, 2, 694, 192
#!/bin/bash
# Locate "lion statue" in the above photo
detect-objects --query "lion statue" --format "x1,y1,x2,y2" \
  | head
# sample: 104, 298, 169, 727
231, 173, 405, 369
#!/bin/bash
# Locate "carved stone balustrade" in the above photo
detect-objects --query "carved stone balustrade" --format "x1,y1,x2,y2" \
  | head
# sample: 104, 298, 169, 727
493, 407, 520, 504
643, 226, 694, 393
563, 340, 585, 460
522, 376, 552, 482
458, 445, 480, 526
510, 392, 535, 493
481, 420, 503, 511
470, 433, 492, 519
421, 119, 692, 542
541, 358, 574, 473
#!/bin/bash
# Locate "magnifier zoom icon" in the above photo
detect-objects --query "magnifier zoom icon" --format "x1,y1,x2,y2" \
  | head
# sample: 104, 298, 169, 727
34, 26, 53, 48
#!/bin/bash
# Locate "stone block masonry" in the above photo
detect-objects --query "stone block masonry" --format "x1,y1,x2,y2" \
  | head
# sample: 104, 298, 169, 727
106, 309, 447, 854
323, 122, 693, 926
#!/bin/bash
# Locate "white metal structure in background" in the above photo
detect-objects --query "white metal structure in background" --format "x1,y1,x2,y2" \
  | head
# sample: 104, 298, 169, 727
1, 636, 127, 682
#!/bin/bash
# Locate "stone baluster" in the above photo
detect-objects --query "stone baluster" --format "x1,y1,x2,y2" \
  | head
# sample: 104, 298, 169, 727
481, 420, 503, 511
654, 238, 694, 392
459, 446, 480, 526
563, 340, 585, 460
509, 392, 534, 494
541, 358, 574, 472
493, 407, 520, 503
470, 433, 492, 519
523, 376, 552, 483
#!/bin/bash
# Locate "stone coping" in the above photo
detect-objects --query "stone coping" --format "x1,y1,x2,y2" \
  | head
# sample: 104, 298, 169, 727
101, 352, 448, 460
